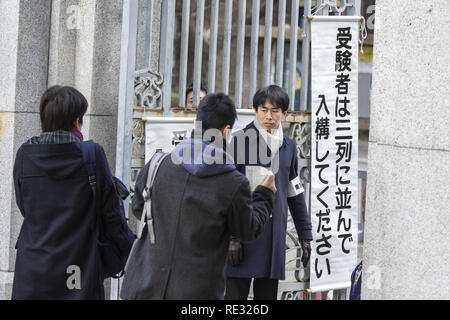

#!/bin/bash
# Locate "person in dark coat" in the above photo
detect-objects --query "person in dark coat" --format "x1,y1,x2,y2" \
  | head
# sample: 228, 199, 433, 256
225, 85, 313, 300
120, 93, 276, 300
12, 86, 131, 300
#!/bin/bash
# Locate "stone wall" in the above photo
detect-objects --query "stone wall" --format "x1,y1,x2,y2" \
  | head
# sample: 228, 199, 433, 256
0, 0, 52, 299
362, 0, 450, 299
0, 0, 124, 299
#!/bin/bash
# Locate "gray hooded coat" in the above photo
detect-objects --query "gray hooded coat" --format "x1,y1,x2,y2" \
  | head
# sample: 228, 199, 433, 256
120, 138, 274, 300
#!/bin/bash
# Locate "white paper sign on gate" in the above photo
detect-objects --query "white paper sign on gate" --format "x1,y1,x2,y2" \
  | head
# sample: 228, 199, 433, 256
144, 109, 256, 163
310, 16, 359, 293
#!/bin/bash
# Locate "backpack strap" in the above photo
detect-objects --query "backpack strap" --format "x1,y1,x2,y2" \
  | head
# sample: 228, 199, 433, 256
81, 140, 97, 190
137, 151, 169, 243
81, 140, 102, 235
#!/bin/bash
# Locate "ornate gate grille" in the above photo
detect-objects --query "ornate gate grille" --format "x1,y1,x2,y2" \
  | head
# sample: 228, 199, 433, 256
113, 0, 361, 300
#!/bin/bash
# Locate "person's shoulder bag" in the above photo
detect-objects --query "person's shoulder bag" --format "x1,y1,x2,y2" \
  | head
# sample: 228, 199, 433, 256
81, 140, 135, 280
119, 151, 168, 299
136, 151, 169, 243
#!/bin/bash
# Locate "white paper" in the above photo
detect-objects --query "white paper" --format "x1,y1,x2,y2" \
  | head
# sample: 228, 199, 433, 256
144, 109, 257, 163
245, 165, 271, 192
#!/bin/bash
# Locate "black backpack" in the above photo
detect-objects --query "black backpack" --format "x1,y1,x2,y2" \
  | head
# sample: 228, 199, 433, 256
81, 140, 136, 280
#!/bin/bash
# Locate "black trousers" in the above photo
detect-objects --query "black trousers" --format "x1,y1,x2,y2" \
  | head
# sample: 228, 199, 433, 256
225, 277, 279, 300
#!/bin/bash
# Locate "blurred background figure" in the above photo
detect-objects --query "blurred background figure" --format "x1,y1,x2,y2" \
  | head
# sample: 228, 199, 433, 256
185, 82, 208, 109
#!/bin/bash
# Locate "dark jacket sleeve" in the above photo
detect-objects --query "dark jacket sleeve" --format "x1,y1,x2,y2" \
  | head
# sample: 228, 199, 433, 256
288, 194, 313, 240
13, 146, 25, 217
227, 177, 274, 242
131, 159, 150, 220
287, 143, 313, 240
96, 144, 133, 255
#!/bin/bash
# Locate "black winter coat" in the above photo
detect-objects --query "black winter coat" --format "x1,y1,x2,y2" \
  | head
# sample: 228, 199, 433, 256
120, 138, 274, 300
226, 121, 313, 280
12, 142, 127, 300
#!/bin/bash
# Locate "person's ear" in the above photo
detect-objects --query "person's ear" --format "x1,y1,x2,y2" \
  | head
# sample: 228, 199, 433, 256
73, 118, 81, 130
283, 110, 288, 118
221, 125, 231, 139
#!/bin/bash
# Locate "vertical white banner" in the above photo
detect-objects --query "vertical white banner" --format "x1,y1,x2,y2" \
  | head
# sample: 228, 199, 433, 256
310, 16, 359, 292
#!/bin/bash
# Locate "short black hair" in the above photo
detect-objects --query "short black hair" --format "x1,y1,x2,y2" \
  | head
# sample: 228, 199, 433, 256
186, 82, 208, 99
253, 85, 289, 112
195, 93, 236, 132
39, 86, 88, 132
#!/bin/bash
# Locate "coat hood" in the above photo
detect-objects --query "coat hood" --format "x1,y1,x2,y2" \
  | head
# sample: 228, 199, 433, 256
21, 144, 85, 180
171, 138, 235, 177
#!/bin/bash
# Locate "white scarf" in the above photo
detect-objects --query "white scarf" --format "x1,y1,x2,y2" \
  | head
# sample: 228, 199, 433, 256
253, 119, 284, 154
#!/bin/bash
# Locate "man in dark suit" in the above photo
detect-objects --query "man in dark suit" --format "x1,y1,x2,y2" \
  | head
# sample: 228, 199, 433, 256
225, 85, 313, 300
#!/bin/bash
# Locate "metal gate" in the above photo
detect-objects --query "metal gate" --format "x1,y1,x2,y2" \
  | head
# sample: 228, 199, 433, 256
113, 0, 361, 300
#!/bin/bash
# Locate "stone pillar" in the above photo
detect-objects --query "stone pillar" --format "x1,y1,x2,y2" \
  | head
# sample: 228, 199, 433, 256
48, 0, 124, 171
0, 0, 52, 299
0, 0, 124, 299
362, 0, 450, 299
48, 0, 78, 86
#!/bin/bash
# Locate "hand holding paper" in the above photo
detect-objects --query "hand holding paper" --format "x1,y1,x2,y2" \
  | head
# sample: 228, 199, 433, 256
259, 170, 276, 193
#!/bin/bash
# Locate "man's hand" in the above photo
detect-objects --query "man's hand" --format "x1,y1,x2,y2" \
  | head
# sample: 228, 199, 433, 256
227, 239, 243, 266
300, 240, 312, 267
259, 171, 277, 193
